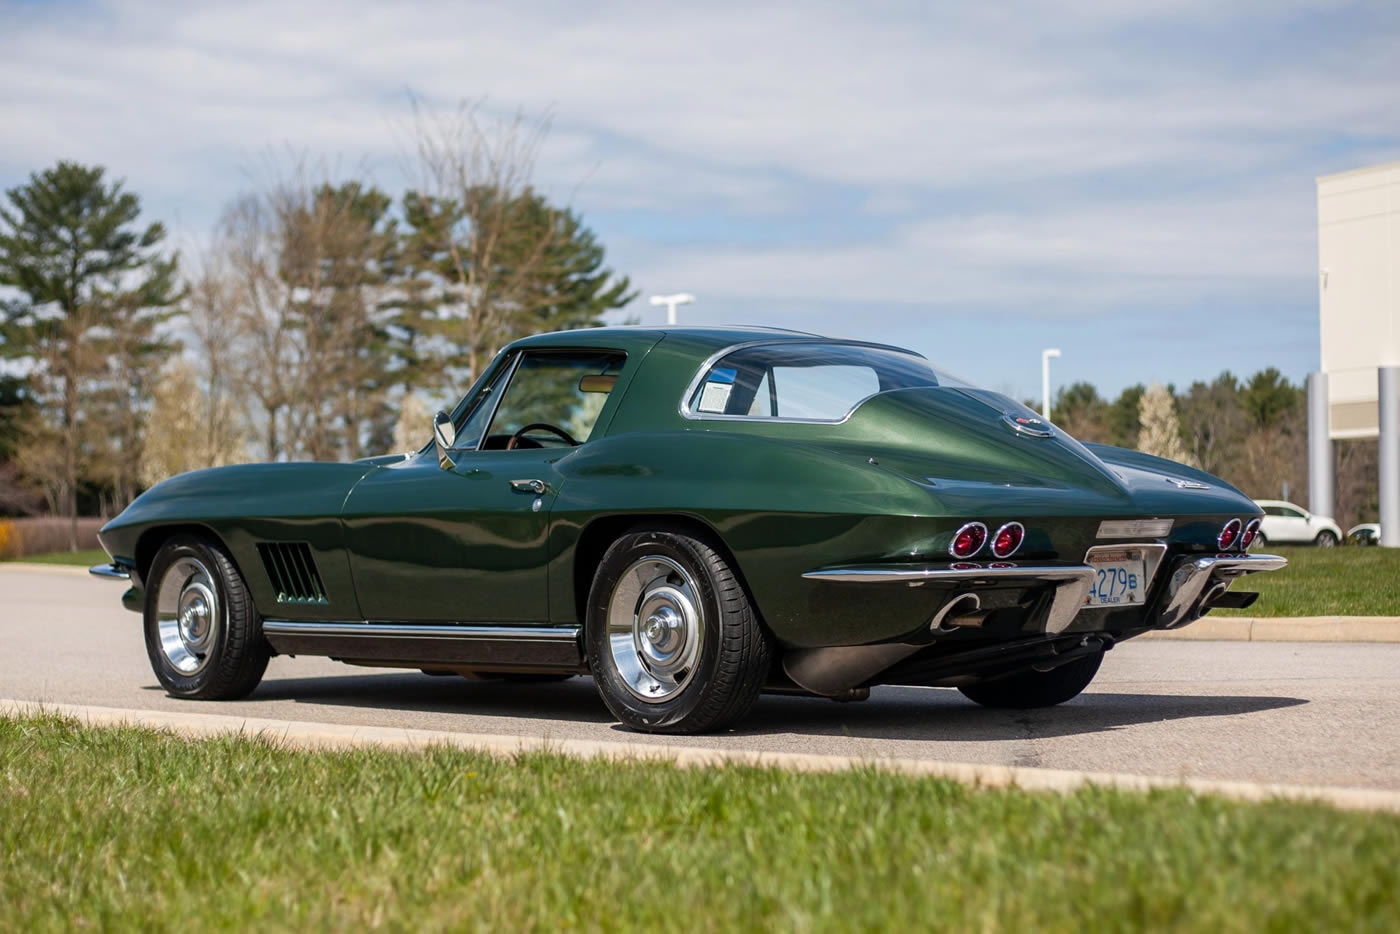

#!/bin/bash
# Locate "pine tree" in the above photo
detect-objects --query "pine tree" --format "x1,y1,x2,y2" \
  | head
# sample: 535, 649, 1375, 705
1137, 382, 1196, 466
0, 162, 179, 545
399, 185, 634, 397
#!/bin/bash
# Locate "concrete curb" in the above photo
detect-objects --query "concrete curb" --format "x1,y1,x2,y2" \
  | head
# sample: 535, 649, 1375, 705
4, 699, 1399, 814
1142, 616, 1400, 643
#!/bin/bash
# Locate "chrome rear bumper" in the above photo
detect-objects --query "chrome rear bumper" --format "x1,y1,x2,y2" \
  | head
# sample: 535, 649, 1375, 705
803, 549, 1287, 635
89, 563, 131, 581
803, 563, 1095, 635
1156, 553, 1287, 628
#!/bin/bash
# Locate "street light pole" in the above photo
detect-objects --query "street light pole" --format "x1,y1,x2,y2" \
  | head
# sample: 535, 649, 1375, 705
1041, 348, 1061, 420
649, 293, 695, 325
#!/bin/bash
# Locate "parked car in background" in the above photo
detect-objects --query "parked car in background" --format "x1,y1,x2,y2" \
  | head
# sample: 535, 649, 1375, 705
1347, 523, 1381, 546
1253, 500, 1343, 547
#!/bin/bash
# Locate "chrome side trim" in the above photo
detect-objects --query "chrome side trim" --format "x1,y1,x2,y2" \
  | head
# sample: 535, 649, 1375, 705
802, 564, 1093, 584
261, 621, 580, 642
1157, 553, 1287, 629
89, 563, 131, 581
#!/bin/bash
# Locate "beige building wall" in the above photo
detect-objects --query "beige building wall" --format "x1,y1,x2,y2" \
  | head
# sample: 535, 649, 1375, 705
1317, 161, 1400, 439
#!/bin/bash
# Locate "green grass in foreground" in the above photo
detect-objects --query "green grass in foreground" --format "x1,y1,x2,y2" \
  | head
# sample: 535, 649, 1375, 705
2, 715, 1397, 932
1214, 545, 1400, 618
1, 547, 107, 566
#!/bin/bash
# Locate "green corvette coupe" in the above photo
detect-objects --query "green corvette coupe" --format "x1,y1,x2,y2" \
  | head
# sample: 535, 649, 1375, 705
92, 325, 1285, 734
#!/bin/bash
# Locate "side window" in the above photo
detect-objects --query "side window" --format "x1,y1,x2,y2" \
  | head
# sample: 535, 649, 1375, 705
454, 354, 518, 450
688, 342, 939, 422
482, 350, 626, 449
1279, 506, 1305, 519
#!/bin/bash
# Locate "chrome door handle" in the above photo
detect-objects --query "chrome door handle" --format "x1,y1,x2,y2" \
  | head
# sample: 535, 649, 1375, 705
510, 478, 550, 495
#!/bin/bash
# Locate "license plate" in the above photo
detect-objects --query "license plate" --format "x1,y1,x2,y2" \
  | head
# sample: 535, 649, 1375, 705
1085, 548, 1147, 607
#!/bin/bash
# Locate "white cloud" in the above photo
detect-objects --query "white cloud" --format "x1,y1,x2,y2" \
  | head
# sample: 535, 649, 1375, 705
0, 0, 1395, 323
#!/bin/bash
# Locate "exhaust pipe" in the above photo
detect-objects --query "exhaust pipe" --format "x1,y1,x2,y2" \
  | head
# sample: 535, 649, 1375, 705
1194, 581, 1230, 619
783, 593, 981, 696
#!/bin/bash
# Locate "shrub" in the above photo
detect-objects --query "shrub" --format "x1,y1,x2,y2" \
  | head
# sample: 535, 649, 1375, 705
0, 517, 104, 558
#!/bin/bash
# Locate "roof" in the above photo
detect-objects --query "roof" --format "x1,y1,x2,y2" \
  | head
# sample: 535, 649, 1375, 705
509, 324, 824, 354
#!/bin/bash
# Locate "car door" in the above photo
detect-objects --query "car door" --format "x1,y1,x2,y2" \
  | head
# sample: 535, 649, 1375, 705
341, 348, 627, 622
1269, 504, 1311, 543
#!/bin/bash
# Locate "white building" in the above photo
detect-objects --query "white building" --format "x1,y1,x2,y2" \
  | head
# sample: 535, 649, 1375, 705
1313, 160, 1400, 545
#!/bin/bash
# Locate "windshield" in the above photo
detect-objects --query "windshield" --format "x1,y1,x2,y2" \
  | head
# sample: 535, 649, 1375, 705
686, 342, 945, 421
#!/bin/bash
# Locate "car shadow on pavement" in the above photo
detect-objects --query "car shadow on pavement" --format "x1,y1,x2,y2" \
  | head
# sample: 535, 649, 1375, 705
729, 688, 1309, 742
249, 672, 616, 725
242, 671, 1306, 743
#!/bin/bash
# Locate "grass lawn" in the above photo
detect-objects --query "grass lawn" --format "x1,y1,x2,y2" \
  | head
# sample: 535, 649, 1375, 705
2, 714, 1397, 931
1214, 545, 1400, 618
1, 548, 108, 567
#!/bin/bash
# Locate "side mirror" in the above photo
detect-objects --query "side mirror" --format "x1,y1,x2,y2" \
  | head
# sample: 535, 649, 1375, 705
433, 411, 457, 470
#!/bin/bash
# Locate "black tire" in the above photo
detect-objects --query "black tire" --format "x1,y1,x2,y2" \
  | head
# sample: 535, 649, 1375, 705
585, 528, 772, 734
1314, 530, 1338, 548
144, 534, 269, 700
957, 652, 1103, 709
1254, 531, 1268, 548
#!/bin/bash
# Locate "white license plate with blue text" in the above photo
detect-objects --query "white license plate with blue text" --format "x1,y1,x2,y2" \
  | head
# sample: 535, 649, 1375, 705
1085, 548, 1147, 607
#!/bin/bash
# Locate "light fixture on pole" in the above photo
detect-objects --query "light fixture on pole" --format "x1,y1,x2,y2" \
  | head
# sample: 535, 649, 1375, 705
649, 293, 695, 325
1041, 348, 1061, 420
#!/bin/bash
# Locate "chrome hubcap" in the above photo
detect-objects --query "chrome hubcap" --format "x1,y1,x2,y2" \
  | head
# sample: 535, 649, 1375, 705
606, 555, 703, 703
156, 557, 220, 675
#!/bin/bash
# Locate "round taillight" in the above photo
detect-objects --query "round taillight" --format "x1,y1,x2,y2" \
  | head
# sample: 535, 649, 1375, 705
1240, 517, 1261, 551
991, 521, 1025, 558
949, 522, 988, 558
1217, 517, 1242, 551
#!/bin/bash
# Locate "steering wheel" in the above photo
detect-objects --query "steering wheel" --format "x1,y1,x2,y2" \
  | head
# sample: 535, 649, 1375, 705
506, 422, 579, 450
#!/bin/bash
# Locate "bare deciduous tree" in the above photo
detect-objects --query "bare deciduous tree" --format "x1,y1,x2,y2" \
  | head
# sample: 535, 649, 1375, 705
390, 391, 429, 454
400, 99, 561, 388
218, 163, 394, 461
1137, 383, 1196, 466
139, 357, 247, 486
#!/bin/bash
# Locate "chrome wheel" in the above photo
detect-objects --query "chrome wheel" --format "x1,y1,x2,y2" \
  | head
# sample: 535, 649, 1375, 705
155, 556, 221, 675
605, 555, 703, 703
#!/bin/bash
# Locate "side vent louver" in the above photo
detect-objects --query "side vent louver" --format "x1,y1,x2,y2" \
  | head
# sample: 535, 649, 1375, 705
257, 542, 328, 605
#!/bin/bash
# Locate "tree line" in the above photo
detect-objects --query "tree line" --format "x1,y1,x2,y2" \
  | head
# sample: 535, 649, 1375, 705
1056, 374, 1378, 531
0, 104, 634, 547
2, 100, 1378, 546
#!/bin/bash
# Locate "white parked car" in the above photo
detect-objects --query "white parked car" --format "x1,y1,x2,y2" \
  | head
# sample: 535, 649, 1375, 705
1253, 500, 1343, 547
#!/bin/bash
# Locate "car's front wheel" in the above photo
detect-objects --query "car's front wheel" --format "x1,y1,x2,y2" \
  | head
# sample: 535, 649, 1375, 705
144, 534, 269, 699
585, 528, 772, 734
1315, 530, 1338, 548
957, 652, 1103, 709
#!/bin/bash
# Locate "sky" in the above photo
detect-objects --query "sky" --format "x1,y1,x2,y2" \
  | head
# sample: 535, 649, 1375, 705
3, 0, 1399, 402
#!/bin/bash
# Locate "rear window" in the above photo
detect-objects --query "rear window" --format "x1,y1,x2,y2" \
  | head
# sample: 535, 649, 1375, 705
686, 342, 941, 421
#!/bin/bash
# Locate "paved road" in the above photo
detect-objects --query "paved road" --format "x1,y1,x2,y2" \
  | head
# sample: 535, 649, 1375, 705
4, 564, 1398, 790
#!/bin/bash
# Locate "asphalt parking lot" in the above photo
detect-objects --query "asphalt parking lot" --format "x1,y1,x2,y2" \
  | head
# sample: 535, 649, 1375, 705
4, 564, 1398, 791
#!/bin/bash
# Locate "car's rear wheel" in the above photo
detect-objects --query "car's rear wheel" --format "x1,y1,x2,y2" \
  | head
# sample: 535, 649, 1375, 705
957, 652, 1103, 709
144, 534, 269, 700
585, 529, 772, 734
1314, 530, 1338, 548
